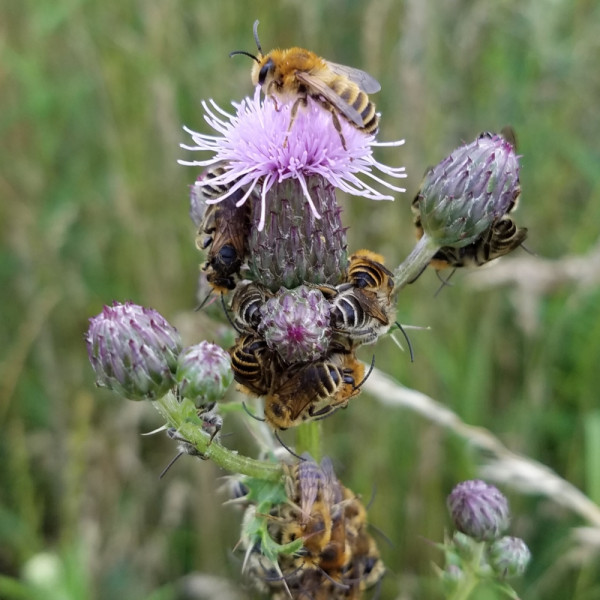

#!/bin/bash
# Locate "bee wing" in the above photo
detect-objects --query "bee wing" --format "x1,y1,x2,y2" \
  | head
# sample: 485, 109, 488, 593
355, 289, 389, 324
325, 61, 381, 94
296, 71, 364, 127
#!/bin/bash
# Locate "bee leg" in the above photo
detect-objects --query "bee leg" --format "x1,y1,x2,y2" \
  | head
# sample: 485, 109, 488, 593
283, 95, 307, 148
329, 108, 348, 151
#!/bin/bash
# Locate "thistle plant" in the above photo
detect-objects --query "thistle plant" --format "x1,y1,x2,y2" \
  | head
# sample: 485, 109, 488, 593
437, 480, 531, 599
85, 24, 530, 599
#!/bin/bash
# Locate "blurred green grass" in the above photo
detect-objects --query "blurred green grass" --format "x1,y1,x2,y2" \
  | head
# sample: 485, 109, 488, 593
2, 0, 600, 598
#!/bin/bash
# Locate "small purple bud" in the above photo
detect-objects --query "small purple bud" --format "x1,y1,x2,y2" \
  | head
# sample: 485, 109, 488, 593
447, 480, 510, 542
415, 132, 521, 247
258, 286, 332, 363
85, 302, 182, 400
175, 341, 233, 409
489, 536, 531, 579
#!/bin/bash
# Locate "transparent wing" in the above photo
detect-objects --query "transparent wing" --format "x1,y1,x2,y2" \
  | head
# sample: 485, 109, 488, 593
326, 61, 381, 93
296, 71, 364, 127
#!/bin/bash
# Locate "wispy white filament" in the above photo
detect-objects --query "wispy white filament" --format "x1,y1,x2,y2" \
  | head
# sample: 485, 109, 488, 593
179, 86, 407, 230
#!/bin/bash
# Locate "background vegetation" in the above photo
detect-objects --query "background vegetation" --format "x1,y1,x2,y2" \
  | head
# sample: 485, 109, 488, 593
2, 0, 599, 598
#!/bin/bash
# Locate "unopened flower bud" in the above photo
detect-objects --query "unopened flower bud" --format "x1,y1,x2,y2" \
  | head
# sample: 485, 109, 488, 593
175, 341, 233, 409
442, 564, 465, 594
258, 286, 332, 363
489, 536, 531, 579
247, 177, 349, 290
447, 480, 510, 542
85, 302, 182, 400
414, 132, 520, 248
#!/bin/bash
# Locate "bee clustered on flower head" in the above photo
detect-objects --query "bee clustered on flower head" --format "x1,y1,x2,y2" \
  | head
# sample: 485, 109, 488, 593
235, 454, 384, 599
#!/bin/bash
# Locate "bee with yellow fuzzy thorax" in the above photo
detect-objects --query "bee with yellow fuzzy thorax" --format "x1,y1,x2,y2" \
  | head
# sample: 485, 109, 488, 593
230, 20, 380, 148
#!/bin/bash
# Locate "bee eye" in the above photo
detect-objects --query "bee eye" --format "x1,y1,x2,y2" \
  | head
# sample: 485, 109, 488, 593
258, 58, 274, 85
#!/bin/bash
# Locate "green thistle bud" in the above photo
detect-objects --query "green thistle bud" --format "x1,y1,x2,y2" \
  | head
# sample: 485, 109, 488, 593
175, 341, 233, 410
247, 177, 348, 290
489, 536, 531, 579
415, 132, 521, 248
257, 285, 332, 363
442, 564, 465, 594
85, 302, 182, 400
447, 480, 510, 542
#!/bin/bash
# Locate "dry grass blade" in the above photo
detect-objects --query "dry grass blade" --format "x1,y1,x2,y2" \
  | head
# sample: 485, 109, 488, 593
365, 367, 600, 528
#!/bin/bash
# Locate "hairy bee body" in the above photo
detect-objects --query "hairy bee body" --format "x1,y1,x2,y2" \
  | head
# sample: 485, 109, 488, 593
197, 184, 251, 294
330, 286, 395, 345
348, 249, 394, 300
229, 334, 275, 397
247, 456, 384, 598
263, 351, 364, 430
230, 282, 271, 331
425, 215, 528, 271
232, 21, 381, 141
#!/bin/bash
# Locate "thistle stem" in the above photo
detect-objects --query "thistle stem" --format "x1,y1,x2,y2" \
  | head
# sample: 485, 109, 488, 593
447, 542, 486, 600
295, 421, 322, 461
393, 234, 441, 293
154, 392, 283, 482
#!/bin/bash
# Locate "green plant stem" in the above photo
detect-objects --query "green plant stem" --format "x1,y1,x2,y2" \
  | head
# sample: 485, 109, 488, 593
295, 421, 322, 461
392, 233, 440, 293
154, 392, 283, 482
447, 542, 486, 600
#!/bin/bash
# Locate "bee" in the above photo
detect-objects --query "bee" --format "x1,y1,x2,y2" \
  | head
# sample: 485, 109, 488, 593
263, 351, 365, 430
411, 127, 527, 278
347, 249, 395, 301
229, 333, 276, 397
330, 285, 396, 346
197, 176, 252, 295
423, 215, 528, 272
230, 281, 272, 332
230, 20, 381, 148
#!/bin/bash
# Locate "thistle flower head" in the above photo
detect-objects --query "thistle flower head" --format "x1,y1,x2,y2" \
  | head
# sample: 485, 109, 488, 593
175, 341, 233, 410
489, 536, 531, 579
258, 286, 332, 363
179, 87, 406, 232
415, 131, 521, 247
447, 479, 510, 542
85, 302, 182, 400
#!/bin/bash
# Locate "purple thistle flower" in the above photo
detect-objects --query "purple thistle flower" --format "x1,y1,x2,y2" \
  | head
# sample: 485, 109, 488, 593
179, 87, 406, 231
85, 302, 182, 401
175, 341, 234, 410
258, 285, 332, 363
447, 479, 510, 542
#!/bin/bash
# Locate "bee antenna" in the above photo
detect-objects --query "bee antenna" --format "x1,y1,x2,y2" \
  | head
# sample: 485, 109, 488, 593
229, 50, 260, 63
520, 242, 536, 256
406, 262, 428, 284
262, 562, 304, 583
159, 451, 184, 479
317, 566, 351, 590
220, 293, 242, 333
353, 354, 376, 391
394, 322, 415, 363
274, 431, 306, 461
195, 288, 214, 311
368, 522, 395, 549
242, 401, 266, 422
252, 19, 263, 55
433, 268, 456, 297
